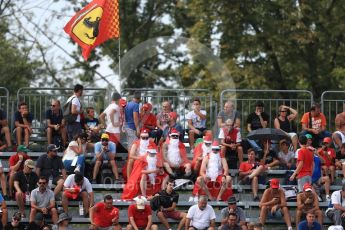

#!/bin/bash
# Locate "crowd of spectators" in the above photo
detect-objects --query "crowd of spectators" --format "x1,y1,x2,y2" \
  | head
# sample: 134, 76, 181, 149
2, 86, 345, 229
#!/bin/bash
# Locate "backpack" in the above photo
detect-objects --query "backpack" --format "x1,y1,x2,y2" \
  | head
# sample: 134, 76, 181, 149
281, 185, 298, 202
63, 96, 78, 123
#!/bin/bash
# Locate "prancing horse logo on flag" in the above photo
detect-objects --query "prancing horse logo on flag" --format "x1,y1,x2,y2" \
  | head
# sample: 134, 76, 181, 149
72, 6, 103, 45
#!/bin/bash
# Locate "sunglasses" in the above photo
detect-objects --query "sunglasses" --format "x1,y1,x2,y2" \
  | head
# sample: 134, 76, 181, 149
101, 139, 109, 142
141, 137, 149, 140
170, 135, 179, 139
51, 104, 56, 107
205, 143, 212, 146
13, 218, 20, 222
280, 110, 287, 112
38, 182, 46, 185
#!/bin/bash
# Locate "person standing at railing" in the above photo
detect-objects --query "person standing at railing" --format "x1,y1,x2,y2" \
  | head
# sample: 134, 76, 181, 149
186, 98, 207, 153
46, 99, 67, 148
14, 101, 33, 148
246, 101, 269, 154
274, 105, 298, 151
65, 84, 84, 142
0, 107, 12, 151
124, 91, 141, 152
99, 92, 122, 144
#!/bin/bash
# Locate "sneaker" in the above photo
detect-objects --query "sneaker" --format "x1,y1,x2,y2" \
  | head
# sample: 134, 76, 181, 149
91, 179, 97, 184
288, 227, 293, 230
74, 165, 80, 173
188, 196, 194, 202
253, 196, 260, 201
326, 195, 331, 202
3, 195, 10, 201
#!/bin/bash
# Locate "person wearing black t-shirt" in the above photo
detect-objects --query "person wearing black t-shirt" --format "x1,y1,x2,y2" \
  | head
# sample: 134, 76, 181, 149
83, 107, 101, 143
46, 99, 67, 147
155, 180, 187, 230
246, 101, 269, 153
14, 102, 33, 147
14, 159, 38, 218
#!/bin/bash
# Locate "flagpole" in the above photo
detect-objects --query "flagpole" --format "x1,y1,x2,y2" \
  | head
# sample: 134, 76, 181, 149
118, 37, 121, 90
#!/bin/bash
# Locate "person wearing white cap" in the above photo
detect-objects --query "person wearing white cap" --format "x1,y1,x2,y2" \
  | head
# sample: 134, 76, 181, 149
127, 196, 158, 230
162, 128, 192, 178
296, 183, 322, 226
14, 159, 38, 218
196, 141, 232, 201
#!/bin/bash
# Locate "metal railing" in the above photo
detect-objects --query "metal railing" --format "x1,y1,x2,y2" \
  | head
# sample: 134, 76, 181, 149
0, 87, 9, 120
122, 88, 214, 130
220, 89, 314, 135
321, 91, 345, 131
16, 87, 108, 129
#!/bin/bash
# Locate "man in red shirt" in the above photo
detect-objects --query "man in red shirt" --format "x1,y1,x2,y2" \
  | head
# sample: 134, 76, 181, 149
238, 149, 265, 201
289, 135, 314, 192
140, 103, 157, 141
89, 194, 121, 230
127, 196, 158, 230
9, 145, 30, 197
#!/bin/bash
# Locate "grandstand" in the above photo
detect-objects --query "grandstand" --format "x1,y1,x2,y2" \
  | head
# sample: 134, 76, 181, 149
0, 87, 344, 229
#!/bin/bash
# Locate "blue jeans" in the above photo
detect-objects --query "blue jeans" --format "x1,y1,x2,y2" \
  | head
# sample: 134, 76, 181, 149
248, 139, 262, 153
63, 155, 85, 175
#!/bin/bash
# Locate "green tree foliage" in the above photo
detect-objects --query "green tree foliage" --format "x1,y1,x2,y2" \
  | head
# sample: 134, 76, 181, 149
176, 0, 345, 99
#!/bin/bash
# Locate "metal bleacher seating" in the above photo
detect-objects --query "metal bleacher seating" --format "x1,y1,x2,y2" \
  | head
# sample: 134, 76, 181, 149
0, 149, 341, 229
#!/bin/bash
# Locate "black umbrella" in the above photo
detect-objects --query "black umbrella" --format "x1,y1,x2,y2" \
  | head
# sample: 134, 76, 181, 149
247, 128, 289, 141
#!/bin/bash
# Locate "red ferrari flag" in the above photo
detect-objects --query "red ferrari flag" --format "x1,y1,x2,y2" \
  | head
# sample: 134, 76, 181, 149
64, 0, 120, 60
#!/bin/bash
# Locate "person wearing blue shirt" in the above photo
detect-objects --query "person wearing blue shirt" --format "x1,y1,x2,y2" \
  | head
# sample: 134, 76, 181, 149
298, 211, 321, 230
91, 133, 118, 183
124, 91, 141, 151
312, 152, 331, 201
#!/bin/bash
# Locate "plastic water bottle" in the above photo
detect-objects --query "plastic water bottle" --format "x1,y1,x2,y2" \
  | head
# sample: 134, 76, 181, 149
79, 201, 84, 216
25, 192, 30, 205
48, 176, 53, 188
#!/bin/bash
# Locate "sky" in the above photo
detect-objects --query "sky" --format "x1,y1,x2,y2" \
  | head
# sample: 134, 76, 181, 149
13, 0, 120, 91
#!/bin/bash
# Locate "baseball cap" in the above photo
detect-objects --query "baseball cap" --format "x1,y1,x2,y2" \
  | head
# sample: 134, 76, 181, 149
24, 159, 35, 169
134, 196, 146, 210
169, 112, 178, 120
227, 196, 237, 205
303, 183, 313, 192
323, 137, 332, 144
47, 144, 59, 152
142, 103, 152, 111
17, 145, 29, 153
270, 178, 280, 189
305, 134, 313, 139
101, 133, 109, 139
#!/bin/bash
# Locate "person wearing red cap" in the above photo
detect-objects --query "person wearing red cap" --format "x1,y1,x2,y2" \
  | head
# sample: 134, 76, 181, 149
259, 179, 292, 230
186, 98, 207, 152
196, 140, 232, 201
140, 103, 158, 142
192, 134, 213, 173
218, 118, 243, 169
122, 143, 169, 199
126, 129, 155, 179
296, 183, 322, 226
99, 92, 122, 144
162, 128, 192, 178
317, 137, 336, 184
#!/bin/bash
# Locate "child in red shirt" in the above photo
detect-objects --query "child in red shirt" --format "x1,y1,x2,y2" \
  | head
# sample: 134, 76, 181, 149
317, 137, 336, 184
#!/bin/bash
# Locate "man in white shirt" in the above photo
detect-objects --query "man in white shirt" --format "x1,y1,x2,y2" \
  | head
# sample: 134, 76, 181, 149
186, 195, 216, 230
99, 92, 122, 144
61, 173, 94, 217
65, 84, 83, 141
186, 98, 207, 151
326, 184, 345, 226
